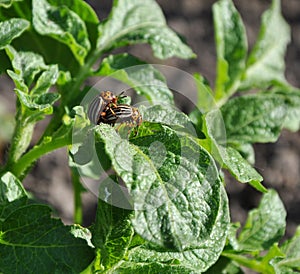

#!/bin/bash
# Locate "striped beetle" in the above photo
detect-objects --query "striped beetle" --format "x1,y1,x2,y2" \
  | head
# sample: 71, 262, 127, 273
100, 104, 142, 127
88, 91, 125, 124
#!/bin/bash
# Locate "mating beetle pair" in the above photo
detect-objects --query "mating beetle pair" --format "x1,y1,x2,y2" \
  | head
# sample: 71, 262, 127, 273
88, 91, 142, 127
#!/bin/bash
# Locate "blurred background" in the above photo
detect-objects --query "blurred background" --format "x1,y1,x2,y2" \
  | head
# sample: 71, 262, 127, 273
0, 0, 299, 240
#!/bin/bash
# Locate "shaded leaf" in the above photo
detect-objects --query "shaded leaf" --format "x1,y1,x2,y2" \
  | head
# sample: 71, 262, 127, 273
97, 0, 195, 59
5, 47, 60, 164
199, 109, 227, 164
92, 184, 134, 269
205, 256, 243, 274
0, 205, 94, 273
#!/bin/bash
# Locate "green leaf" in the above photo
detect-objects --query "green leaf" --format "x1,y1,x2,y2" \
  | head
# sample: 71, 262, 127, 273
5, 48, 60, 165
0, 18, 29, 49
32, 0, 91, 65
273, 85, 300, 132
70, 224, 94, 248
189, 109, 206, 140
68, 106, 108, 180
96, 123, 222, 251
200, 109, 227, 164
70, 134, 112, 180
240, 0, 291, 89
256, 244, 285, 274
71, 103, 196, 182
10, 106, 85, 178
222, 244, 284, 274
6, 47, 60, 116
194, 73, 215, 112
113, 262, 194, 273
237, 189, 286, 251
221, 94, 287, 144
232, 143, 255, 165
48, 0, 99, 24
14, 89, 59, 116
97, 0, 195, 59
31, 64, 59, 95
201, 110, 265, 191
5, 45, 47, 88
213, 0, 247, 100
0, 172, 27, 220
0, 0, 23, 8
97, 54, 174, 104
218, 146, 266, 192
140, 104, 194, 132
0, 204, 94, 273
276, 226, 300, 270
34, 92, 60, 106
92, 184, 134, 269
0, 172, 27, 204
117, 186, 229, 273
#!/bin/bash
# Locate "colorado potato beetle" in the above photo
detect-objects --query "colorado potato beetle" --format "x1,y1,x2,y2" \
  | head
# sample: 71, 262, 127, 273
100, 104, 142, 127
88, 91, 125, 124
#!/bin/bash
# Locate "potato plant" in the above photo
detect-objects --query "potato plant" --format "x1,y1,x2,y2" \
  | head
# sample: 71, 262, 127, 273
0, 0, 299, 273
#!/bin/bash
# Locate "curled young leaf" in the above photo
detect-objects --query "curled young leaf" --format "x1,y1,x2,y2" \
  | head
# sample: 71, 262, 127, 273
32, 0, 91, 65
97, 0, 195, 59
213, 0, 247, 100
0, 18, 29, 49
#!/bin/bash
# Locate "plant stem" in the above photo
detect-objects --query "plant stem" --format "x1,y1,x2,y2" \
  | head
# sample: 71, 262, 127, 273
222, 252, 275, 274
71, 166, 83, 224
11, 135, 72, 178
5, 108, 35, 172
6, 121, 30, 166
